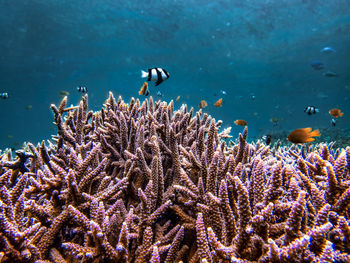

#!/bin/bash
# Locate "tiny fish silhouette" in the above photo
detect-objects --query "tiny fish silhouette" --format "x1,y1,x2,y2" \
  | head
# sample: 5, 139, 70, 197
310, 60, 324, 70
321, 46, 335, 53
323, 71, 338, 77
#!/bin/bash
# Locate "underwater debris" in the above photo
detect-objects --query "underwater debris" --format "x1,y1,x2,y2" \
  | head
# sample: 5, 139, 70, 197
287, 127, 321, 144
0, 94, 350, 262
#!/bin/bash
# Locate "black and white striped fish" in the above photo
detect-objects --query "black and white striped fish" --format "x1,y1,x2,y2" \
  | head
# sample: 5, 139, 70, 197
262, 134, 271, 145
0, 93, 8, 99
77, 86, 87, 93
331, 118, 336, 127
141, 68, 169, 86
304, 106, 319, 115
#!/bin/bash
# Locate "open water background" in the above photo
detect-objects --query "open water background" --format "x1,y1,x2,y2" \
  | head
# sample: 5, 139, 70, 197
0, 0, 349, 149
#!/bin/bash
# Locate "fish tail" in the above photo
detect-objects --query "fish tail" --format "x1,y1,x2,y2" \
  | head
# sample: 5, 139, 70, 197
310, 129, 321, 137
340, 112, 344, 116
306, 137, 315, 142
315, 108, 320, 113
141, 70, 148, 78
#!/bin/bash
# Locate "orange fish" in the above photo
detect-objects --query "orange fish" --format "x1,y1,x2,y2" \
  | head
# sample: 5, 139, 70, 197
139, 82, 149, 96
329, 108, 344, 118
176, 96, 181, 102
214, 98, 223, 107
199, 100, 208, 109
287, 128, 321, 144
234, 119, 248, 126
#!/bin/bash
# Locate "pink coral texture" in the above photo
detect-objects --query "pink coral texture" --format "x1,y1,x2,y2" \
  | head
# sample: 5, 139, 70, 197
0, 93, 350, 262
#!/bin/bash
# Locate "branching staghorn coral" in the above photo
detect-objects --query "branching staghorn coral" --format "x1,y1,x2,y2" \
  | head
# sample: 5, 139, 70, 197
0, 93, 349, 262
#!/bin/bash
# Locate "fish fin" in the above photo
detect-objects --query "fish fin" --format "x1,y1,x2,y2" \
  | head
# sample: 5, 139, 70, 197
340, 112, 344, 116
303, 127, 312, 132
141, 70, 148, 78
306, 137, 315, 142
155, 80, 163, 86
309, 129, 321, 137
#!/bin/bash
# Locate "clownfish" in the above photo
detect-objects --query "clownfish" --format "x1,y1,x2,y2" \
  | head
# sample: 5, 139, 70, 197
141, 68, 170, 86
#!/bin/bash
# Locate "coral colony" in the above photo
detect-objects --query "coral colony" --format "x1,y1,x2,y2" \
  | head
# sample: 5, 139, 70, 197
1, 93, 350, 263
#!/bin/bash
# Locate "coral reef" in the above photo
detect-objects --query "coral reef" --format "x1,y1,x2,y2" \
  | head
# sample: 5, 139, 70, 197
0, 93, 350, 262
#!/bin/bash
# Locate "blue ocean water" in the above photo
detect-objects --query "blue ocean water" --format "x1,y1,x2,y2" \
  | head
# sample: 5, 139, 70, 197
0, 0, 349, 149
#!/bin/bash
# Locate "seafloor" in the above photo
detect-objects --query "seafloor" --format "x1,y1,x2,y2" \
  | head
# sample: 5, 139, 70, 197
0, 93, 350, 262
